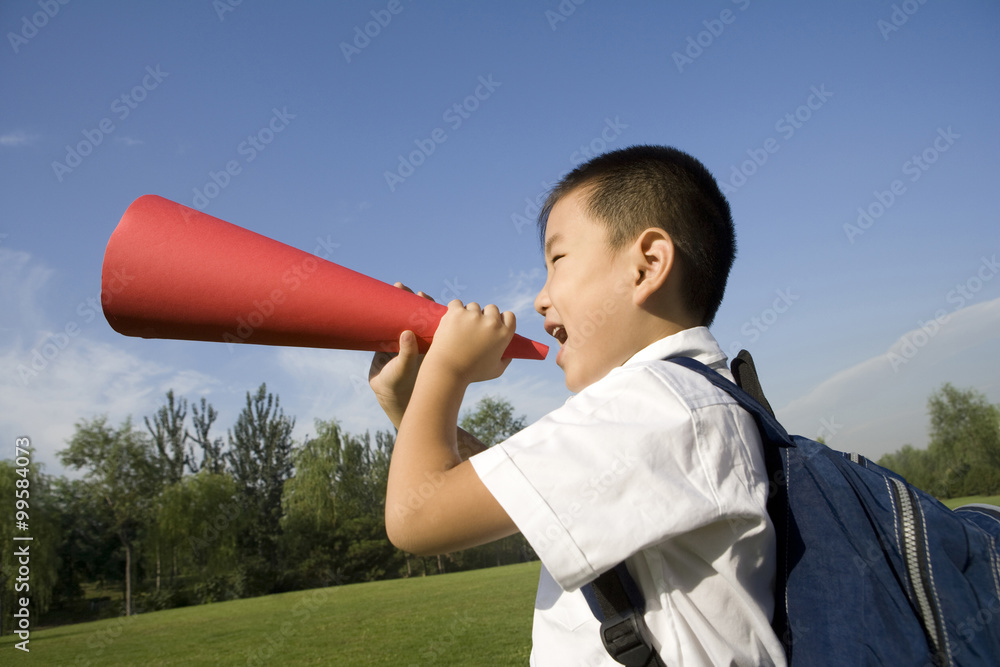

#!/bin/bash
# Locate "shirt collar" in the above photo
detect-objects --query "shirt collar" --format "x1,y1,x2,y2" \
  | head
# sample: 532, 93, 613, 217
622, 326, 733, 379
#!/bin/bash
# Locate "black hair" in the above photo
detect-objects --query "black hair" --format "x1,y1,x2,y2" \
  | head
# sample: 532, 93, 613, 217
538, 145, 735, 326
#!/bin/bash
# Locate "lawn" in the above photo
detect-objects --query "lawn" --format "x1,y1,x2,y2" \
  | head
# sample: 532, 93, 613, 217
940, 494, 1000, 510
0, 561, 540, 666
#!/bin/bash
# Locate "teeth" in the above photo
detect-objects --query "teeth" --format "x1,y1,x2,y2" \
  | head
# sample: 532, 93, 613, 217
552, 326, 566, 343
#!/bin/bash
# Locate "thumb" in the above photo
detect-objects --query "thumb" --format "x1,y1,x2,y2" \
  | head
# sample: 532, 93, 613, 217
397, 330, 421, 370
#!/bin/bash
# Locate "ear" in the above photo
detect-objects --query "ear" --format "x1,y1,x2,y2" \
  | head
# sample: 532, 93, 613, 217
630, 228, 676, 307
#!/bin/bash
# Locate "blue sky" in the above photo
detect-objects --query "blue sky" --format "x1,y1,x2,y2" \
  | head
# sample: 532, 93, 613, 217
2, 0, 998, 477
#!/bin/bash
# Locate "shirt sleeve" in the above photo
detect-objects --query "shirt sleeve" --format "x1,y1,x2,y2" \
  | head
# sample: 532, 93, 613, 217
470, 362, 763, 592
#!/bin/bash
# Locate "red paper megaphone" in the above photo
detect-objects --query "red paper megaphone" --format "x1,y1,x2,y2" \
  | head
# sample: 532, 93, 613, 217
100, 195, 548, 360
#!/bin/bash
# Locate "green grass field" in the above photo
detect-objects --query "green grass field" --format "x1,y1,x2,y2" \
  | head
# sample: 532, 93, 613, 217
940, 494, 1000, 510
0, 562, 540, 666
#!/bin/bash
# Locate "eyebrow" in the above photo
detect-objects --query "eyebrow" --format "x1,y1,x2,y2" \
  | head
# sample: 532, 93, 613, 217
544, 232, 563, 259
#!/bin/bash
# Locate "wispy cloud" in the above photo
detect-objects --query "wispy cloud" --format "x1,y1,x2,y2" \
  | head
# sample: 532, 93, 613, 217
275, 347, 394, 440
115, 136, 144, 147
496, 267, 545, 317
0, 130, 35, 147
777, 296, 1000, 460
0, 335, 224, 476
0, 248, 55, 332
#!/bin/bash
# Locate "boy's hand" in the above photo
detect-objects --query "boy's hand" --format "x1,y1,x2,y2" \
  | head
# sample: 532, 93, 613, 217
368, 283, 432, 428
423, 300, 515, 385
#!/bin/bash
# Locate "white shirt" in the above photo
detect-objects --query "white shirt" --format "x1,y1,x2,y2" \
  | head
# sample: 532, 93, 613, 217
471, 327, 786, 666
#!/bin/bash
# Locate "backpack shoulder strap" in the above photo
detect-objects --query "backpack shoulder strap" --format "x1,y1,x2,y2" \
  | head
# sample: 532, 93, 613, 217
669, 355, 792, 448
729, 349, 776, 417
583, 564, 665, 666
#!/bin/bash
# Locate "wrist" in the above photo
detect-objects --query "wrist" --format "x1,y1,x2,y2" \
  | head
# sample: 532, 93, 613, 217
373, 391, 406, 429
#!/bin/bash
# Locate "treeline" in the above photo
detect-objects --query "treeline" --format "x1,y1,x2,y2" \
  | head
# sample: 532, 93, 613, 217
0, 386, 534, 632
877, 383, 1000, 498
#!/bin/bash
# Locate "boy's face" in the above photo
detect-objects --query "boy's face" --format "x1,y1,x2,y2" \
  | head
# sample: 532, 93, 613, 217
534, 188, 637, 392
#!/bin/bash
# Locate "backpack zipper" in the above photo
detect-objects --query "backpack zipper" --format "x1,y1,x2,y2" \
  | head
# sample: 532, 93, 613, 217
889, 476, 951, 665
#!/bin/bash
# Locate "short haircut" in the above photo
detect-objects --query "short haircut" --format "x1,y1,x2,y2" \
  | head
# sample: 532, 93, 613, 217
538, 145, 735, 327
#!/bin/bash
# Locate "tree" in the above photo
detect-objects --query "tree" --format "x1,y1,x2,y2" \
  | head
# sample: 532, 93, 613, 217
927, 383, 1000, 497
59, 417, 160, 616
878, 384, 1000, 498
226, 384, 295, 594
458, 396, 535, 569
145, 390, 192, 484
191, 397, 227, 475
156, 471, 242, 603
877, 445, 936, 495
460, 395, 527, 447
282, 422, 401, 587
46, 477, 120, 611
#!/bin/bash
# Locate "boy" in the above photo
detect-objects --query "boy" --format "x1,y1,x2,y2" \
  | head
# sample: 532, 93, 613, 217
369, 145, 786, 665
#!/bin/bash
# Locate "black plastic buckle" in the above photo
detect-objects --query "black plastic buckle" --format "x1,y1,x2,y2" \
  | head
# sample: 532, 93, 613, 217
600, 609, 657, 667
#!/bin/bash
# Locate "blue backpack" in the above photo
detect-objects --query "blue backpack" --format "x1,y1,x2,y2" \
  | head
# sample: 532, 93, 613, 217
584, 352, 1000, 666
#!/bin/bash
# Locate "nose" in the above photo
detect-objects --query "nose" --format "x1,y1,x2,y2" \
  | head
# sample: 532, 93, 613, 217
534, 280, 550, 316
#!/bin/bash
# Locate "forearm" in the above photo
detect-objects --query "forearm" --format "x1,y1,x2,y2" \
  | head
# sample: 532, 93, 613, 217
380, 400, 487, 459
382, 301, 518, 555
385, 365, 467, 548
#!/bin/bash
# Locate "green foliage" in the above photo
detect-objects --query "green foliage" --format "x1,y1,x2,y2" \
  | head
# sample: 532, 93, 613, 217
878, 383, 1000, 498
158, 471, 243, 597
0, 461, 60, 633
460, 395, 527, 446
458, 396, 537, 568
59, 416, 161, 615
227, 384, 296, 595
281, 421, 402, 588
145, 390, 193, 484
47, 477, 120, 605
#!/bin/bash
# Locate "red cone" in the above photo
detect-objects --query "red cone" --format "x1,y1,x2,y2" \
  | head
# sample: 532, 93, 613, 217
101, 195, 548, 359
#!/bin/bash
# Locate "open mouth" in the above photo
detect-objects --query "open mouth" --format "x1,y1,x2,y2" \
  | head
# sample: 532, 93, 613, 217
550, 325, 568, 346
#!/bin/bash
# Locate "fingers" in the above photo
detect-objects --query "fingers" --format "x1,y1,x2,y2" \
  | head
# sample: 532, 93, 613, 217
447, 300, 515, 325
394, 282, 436, 303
